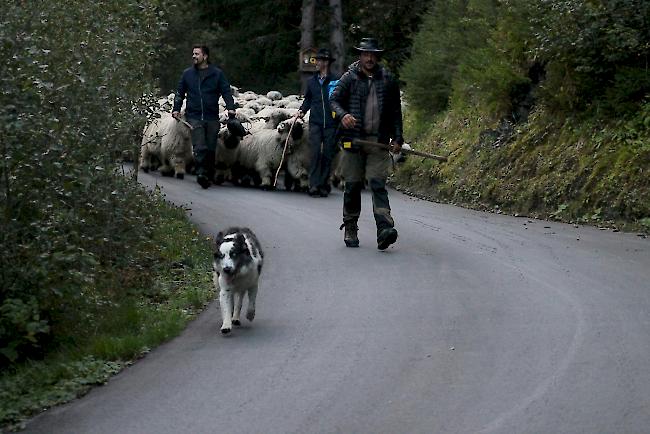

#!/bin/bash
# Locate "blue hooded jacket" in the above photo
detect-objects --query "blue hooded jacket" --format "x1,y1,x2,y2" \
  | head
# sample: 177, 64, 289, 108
173, 64, 235, 121
299, 72, 339, 128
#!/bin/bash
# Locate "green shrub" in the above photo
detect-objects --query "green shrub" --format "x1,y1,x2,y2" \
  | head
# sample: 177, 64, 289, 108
0, 0, 171, 366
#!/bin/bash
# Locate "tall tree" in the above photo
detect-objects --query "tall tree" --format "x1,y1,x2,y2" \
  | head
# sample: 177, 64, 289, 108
300, 0, 316, 92
329, 0, 345, 76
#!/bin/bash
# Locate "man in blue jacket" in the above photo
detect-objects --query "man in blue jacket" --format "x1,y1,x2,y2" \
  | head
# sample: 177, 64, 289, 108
297, 48, 339, 197
173, 45, 236, 189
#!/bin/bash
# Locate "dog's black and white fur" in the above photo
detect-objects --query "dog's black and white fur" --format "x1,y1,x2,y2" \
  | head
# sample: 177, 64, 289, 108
213, 227, 264, 334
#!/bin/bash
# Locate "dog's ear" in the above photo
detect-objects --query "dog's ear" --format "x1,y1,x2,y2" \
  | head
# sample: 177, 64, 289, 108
215, 231, 225, 246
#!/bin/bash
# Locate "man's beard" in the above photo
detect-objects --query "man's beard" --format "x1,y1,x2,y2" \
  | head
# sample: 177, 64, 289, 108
363, 61, 376, 72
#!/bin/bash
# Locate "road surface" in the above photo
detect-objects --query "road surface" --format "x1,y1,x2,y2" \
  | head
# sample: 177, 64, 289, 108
24, 170, 650, 433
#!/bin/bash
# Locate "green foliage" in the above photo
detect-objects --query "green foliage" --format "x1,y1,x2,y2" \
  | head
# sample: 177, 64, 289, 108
400, 1, 467, 115
0, 199, 216, 429
0, 0, 219, 420
402, 0, 530, 119
0, 0, 171, 366
403, 0, 650, 119
155, 0, 427, 94
396, 0, 650, 229
0, 356, 123, 431
186, 0, 303, 94
396, 102, 650, 230
530, 0, 650, 112
344, 0, 428, 74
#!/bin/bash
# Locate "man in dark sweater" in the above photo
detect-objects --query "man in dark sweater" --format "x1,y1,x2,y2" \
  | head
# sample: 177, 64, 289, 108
298, 48, 339, 197
330, 38, 404, 250
173, 44, 236, 189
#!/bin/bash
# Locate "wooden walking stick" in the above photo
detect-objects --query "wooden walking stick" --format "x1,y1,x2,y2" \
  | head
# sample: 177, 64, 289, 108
352, 139, 448, 162
273, 119, 296, 187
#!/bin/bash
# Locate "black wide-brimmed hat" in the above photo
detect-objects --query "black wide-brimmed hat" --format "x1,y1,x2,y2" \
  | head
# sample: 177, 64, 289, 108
354, 37, 383, 53
314, 48, 335, 62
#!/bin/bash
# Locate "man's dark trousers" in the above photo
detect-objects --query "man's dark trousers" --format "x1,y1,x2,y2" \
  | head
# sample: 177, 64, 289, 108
308, 123, 337, 191
341, 139, 395, 235
189, 119, 219, 179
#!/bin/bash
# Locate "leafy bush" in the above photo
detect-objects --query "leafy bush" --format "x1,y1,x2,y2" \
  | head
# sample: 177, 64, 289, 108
0, 1, 171, 366
530, 0, 650, 112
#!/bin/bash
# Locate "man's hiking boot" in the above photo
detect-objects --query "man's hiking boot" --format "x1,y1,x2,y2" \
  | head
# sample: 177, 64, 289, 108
340, 223, 359, 248
377, 227, 398, 250
197, 174, 210, 189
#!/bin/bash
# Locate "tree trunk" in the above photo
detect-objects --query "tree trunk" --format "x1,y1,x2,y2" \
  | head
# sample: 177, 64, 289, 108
300, 0, 315, 94
329, 0, 345, 77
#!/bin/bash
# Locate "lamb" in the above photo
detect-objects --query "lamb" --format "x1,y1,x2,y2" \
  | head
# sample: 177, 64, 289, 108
238, 107, 256, 119
285, 101, 303, 110
233, 118, 303, 189
243, 101, 262, 113
219, 110, 252, 125
271, 99, 289, 108
139, 93, 178, 172
239, 91, 258, 101
284, 118, 311, 191
214, 126, 242, 185
139, 115, 164, 173
255, 96, 273, 106
254, 107, 292, 125
158, 112, 193, 179
266, 90, 283, 100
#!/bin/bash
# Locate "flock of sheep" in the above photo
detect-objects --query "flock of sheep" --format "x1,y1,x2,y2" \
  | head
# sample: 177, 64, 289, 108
139, 87, 408, 191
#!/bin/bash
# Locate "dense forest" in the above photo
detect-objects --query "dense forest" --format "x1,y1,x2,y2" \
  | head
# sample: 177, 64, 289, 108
1, 0, 648, 428
154, 0, 425, 94
397, 0, 649, 227
155, 0, 648, 226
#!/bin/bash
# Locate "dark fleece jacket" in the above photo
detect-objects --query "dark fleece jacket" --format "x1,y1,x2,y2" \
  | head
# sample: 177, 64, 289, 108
329, 60, 403, 145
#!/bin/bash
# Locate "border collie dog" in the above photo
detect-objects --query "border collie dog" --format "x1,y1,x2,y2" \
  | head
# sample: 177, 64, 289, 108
213, 227, 264, 334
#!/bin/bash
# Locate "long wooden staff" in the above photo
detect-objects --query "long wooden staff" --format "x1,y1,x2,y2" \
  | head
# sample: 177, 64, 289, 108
273, 120, 296, 187
353, 139, 448, 162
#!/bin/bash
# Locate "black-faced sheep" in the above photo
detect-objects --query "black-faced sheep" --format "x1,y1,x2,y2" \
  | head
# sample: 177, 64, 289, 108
139, 115, 164, 173
139, 93, 177, 172
158, 112, 193, 179
233, 118, 303, 190
284, 118, 311, 192
214, 127, 242, 185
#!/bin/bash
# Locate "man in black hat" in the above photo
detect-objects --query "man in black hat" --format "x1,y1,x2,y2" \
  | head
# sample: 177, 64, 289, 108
173, 44, 236, 189
297, 48, 340, 197
330, 37, 404, 249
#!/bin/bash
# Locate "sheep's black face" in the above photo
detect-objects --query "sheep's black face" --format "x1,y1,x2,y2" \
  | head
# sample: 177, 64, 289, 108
227, 118, 247, 139
224, 133, 240, 150
291, 121, 303, 140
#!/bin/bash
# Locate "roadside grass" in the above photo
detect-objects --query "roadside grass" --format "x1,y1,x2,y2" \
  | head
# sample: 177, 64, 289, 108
395, 104, 650, 234
0, 201, 216, 432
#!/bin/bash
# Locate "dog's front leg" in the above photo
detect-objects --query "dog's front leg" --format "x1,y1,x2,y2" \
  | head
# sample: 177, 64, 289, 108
219, 286, 233, 334
246, 285, 258, 322
232, 291, 243, 326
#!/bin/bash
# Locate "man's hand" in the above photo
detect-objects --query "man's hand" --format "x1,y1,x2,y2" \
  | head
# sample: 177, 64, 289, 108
295, 110, 304, 119
228, 109, 236, 119
390, 140, 402, 153
341, 114, 356, 129
172, 111, 181, 120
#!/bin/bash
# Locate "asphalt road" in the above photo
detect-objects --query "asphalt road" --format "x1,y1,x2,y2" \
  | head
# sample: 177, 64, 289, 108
24, 170, 650, 434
